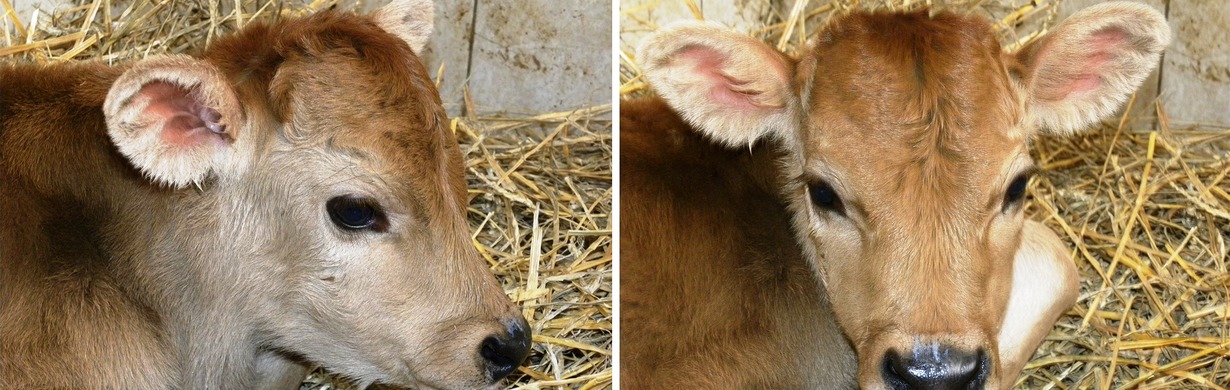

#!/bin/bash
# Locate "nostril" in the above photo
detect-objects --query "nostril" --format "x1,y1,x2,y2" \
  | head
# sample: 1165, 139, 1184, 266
480, 316, 533, 382
882, 347, 988, 390
479, 336, 518, 381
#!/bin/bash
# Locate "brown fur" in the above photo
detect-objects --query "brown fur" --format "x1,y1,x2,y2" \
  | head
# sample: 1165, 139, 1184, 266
1, 4, 522, 390
627, 3, 1165, 389
619, 98, 856, 389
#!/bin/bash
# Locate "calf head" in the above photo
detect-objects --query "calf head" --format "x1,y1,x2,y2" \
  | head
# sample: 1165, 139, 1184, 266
640, 2, 1167, 389
100, 0, 529, 388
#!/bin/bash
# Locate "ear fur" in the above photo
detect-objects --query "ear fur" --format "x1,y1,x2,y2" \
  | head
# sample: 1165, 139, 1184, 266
103, 55, 244, 188
638, 21, 798, 147
1015, 1, 1171, 135
373, 0, 434, 53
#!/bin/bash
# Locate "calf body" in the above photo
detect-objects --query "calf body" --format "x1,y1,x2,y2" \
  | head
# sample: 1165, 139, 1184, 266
623, 2, 1167, 389
620, 98, 855, 388
0, 1, 530, 389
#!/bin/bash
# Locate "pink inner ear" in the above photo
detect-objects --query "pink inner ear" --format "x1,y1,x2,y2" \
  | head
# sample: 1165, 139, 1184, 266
137, 81, 229, 148
676, 46, 772, 112
1089, 28, 1129, 51
1060, 73, 1102, 98
1040, 28, 1128, 102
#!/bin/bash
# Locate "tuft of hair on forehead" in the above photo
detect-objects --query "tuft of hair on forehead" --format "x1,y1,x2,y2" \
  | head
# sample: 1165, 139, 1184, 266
202, 9, 440, 124
810, 8, 1016, 138
813, 10, 1021, 152
197, 7, 458, 203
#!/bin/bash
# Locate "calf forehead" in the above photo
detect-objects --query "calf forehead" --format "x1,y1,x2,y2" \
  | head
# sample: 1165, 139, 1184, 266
801, 10, 1026, 203
297, 56, 446, 166
804, 11, 1023, 155
797, 10, 1032, 233
263, 21, 458, 195
305, 59, 463, 208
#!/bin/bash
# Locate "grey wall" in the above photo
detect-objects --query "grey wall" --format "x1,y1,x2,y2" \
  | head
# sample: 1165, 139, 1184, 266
1161, 0, 1230, 129
422, 0, 611, 117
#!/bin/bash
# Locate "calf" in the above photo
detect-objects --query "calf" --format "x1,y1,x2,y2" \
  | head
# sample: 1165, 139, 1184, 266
621, 2, 1168, 389
0, 1, 530, 388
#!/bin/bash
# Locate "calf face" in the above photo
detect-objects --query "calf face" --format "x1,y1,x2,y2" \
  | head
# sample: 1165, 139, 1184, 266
639, 2, 1168, 389
98, 1, 528, 388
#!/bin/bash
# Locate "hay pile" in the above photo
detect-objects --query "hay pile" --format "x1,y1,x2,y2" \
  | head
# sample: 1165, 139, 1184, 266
1, 1, 612, 389
621, 0, 1228, 388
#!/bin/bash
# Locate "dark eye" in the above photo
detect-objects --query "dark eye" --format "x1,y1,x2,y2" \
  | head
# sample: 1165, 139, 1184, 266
808, 180, 844, 215
1003, 174, 1031, 210
327, 196, 387, 232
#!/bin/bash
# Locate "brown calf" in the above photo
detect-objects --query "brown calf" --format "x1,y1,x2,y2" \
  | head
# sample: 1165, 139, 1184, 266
622, 2, 1168, 389
0, 1, 530, 389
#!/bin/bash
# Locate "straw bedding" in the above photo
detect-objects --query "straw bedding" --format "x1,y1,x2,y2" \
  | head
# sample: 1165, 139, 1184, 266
620, 0, 1228, 388
1, 1, 612, 389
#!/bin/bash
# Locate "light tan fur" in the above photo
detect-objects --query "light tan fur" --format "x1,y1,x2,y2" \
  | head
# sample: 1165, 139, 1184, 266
627, 2, 1167, 389
638, 22, 800, 147
620, 98, 856, 388
996, 221, 1081, 381
373, 0, 434, 53
104, 55, 246, 188
1017, 2, 1171, 135
0, 1, 525, 389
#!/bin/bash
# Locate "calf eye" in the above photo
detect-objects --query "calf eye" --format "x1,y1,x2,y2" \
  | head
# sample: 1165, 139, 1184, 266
1003, 174, 1031, 210
327, 196, 387, 232
808, 180, 845, 216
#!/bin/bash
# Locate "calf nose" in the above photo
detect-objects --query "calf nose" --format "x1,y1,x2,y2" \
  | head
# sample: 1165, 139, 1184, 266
480, 316, 532, 382
882, 346, 987, 390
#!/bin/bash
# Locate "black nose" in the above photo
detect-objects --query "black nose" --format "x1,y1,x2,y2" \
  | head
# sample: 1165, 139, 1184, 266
882, 346, 987, 390
480, 316, 532, 382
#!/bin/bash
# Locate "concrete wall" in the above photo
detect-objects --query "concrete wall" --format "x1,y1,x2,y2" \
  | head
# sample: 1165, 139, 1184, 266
1162, 0, 1230, 129
348, 0, 613, 117
422, 0, 611, 117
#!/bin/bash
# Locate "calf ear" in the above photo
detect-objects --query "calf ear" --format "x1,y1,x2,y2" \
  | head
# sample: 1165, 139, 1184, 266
1014, 1, 1170, 135
638, 22, 798, 147
104, 55, 244, 189
374, 0, 433, 53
